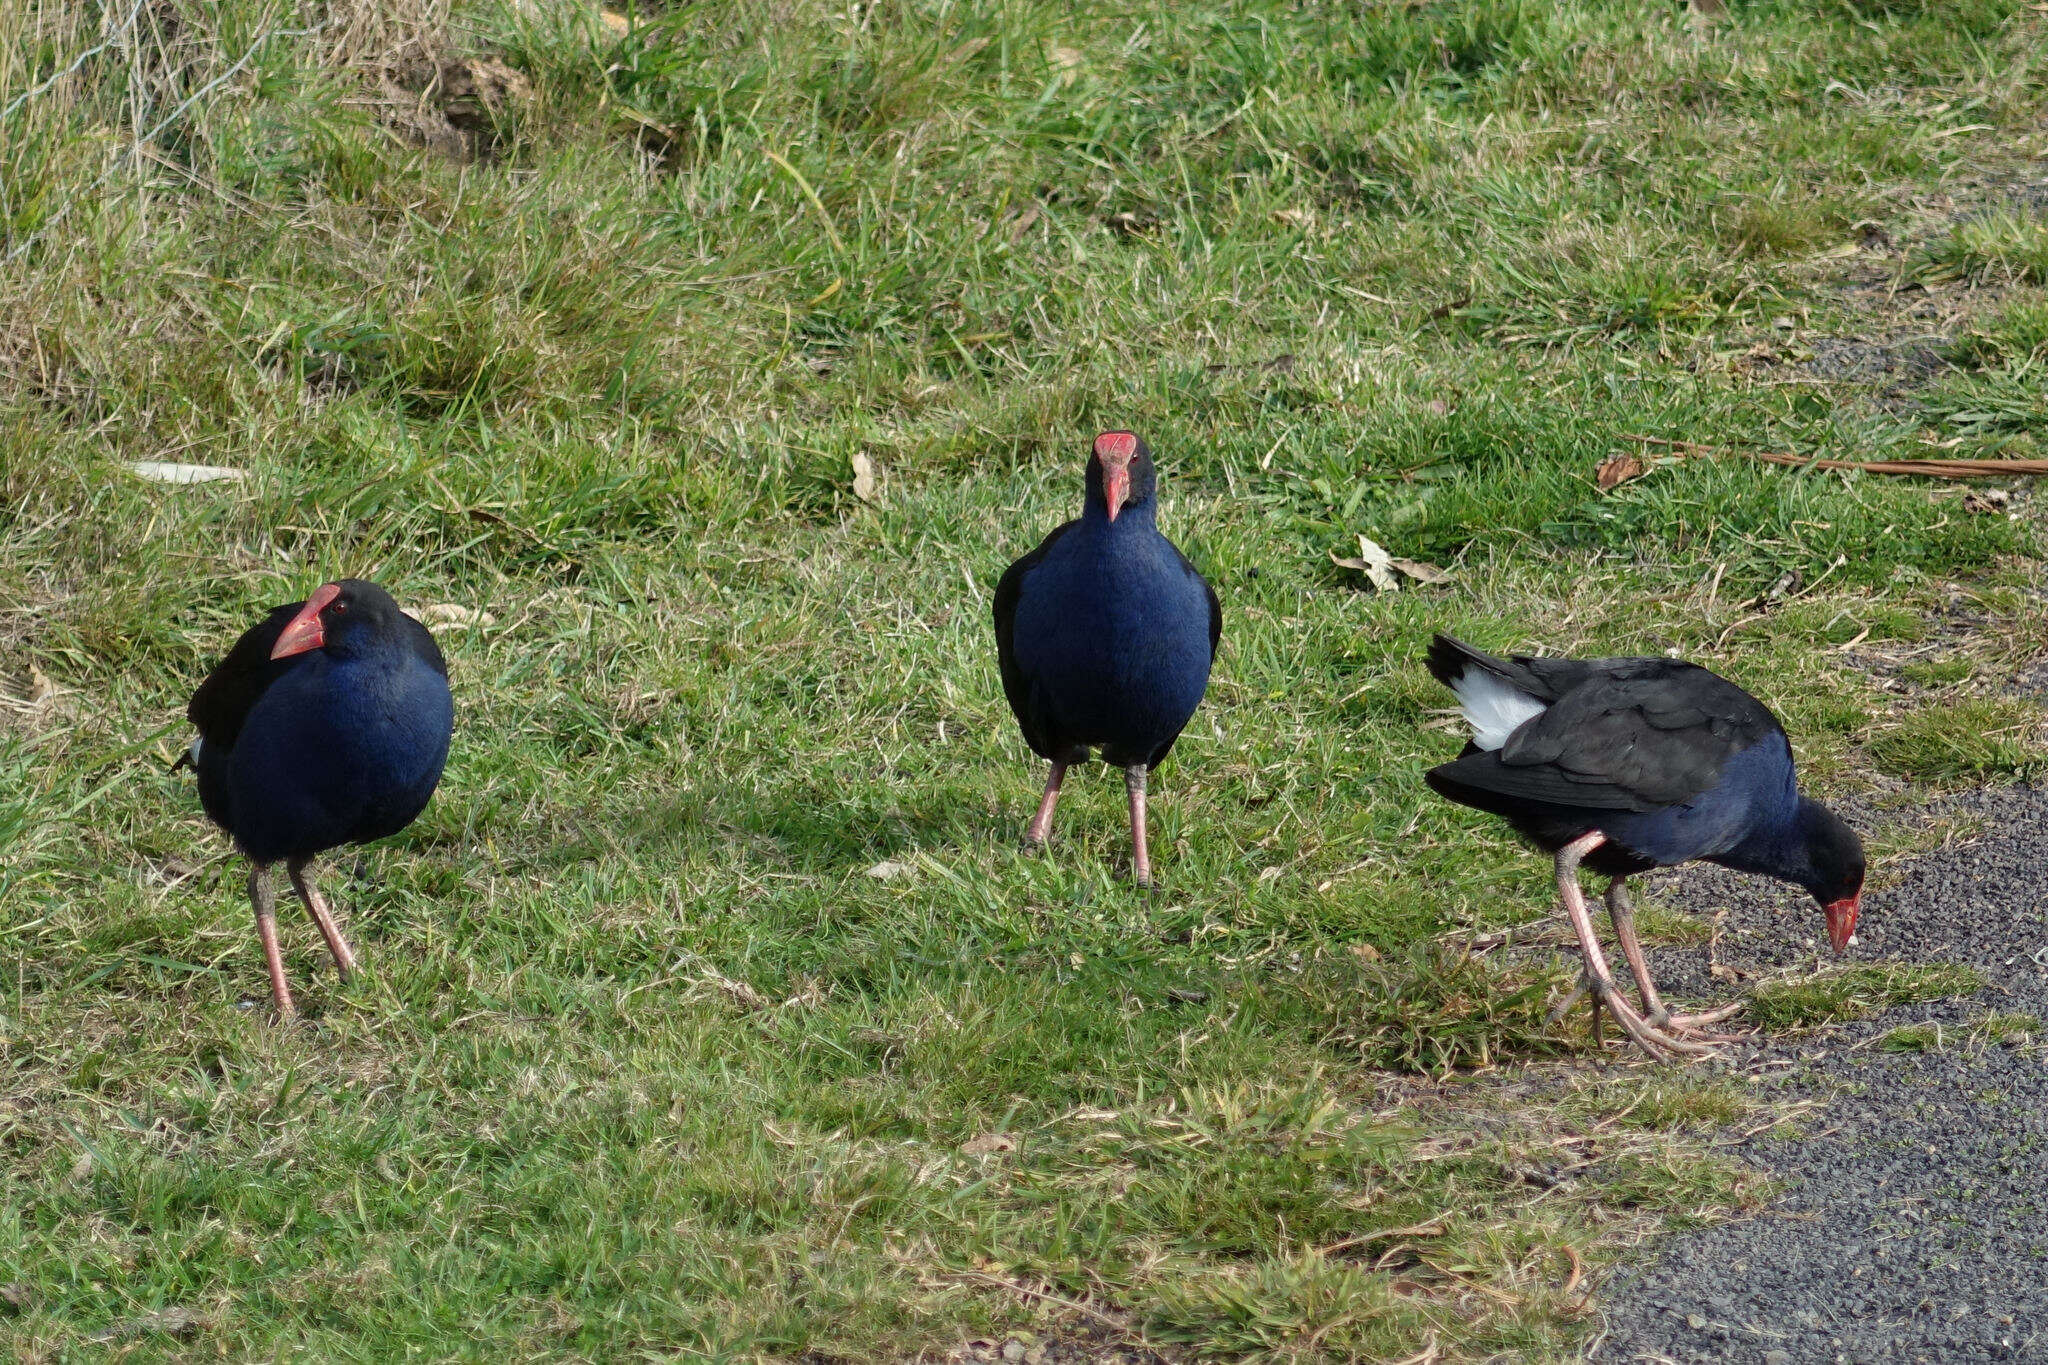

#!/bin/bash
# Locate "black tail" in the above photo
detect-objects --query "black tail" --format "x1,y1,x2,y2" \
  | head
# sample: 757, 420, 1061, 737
1428, 632, 1567, 699
1427, 633, 1512, 688
169, 749, 194, 774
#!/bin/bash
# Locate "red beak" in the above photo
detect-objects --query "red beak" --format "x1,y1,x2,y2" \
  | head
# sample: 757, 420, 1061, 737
1824, 895, 1860, 955
1102, 464, 1130, 523
270, 582, 341, 660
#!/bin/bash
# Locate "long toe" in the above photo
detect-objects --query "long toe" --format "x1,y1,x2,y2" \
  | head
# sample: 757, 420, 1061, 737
1588, 977, 1722, 1059
1664, 1000, 1747, 1028
1662, 1015, 1754, 1046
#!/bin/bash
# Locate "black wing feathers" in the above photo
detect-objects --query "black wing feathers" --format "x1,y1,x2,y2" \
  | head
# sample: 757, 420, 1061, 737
185, 602, 303, 753
992, 520, 1078, 759
1427, 635, 1782, 813
1170, 540, 1222, 664
401, 614, 450, 677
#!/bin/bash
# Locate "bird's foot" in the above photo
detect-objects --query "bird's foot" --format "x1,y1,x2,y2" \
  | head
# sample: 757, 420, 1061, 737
1019, 832, 1048, 854
1577, 973, 1723, 1061
1644, 999, 1751, 1044
1661, 999, 1745, 1027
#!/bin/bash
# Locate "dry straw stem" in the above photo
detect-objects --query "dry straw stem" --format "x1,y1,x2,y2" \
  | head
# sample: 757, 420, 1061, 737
1628, 434, 2048, 480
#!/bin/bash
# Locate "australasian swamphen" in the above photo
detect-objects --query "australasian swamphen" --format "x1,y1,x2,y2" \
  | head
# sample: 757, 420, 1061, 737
1423, 633, 1864, 1058
181, 579, 453, 1018
993, 431, 1220, 886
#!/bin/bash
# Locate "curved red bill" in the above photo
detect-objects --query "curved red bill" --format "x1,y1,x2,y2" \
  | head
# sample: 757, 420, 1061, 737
270, 582, 341, 660
1102, 465, 1130, 521
1824, 895, 1860, 954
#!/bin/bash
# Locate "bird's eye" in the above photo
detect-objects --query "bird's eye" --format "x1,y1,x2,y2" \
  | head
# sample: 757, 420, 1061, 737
331, 601, 348, 614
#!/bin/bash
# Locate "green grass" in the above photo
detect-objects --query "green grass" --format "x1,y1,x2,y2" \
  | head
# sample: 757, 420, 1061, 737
1880, 1012, 2038, 1052
1899, 657, 1976, 688
1866, 697, 2043, 785
1751, 964, 1988, 1031
1921, 209, 2048, 286
2, 0, 2046, 1357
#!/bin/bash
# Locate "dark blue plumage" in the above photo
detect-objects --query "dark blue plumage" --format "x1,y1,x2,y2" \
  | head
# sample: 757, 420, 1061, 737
184, 579, 452, 1017
1423, 634, 1862, 1057
994, 431, 1219, 885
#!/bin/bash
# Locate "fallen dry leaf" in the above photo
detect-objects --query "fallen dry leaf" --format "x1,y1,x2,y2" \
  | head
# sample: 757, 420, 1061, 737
1332, 534, 1399, 592
865, 859, 913, 881
1962, 487, 2013, 514
1389, 556, 1452, 586
1273, 206, 1315, 229
129, 461, 246, 484
961, 1132, 1017, 1156
90, 1307, 200, 1343
599, 9, 630, 35
410, 604, 496, 630
1334, 536, 1451, 589
1595, 454, 1647, 490
1049, 45, 1084, 71
851, 451, 880, 504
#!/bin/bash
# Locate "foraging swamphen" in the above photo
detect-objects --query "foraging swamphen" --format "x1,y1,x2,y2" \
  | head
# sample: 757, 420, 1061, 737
993, 431, 1220, 886
181, 580, 453, 1018
1423, 634, 1863, 1059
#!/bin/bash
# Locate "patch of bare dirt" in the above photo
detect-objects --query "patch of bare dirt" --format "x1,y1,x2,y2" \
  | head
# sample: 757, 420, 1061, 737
1721, 162, 2048, 410
378, 56, 532, 160
935, 1327, 1172, 1365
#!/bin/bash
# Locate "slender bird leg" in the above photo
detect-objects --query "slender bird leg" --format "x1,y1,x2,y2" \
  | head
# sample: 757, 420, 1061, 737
289, 855, 357, 980
1605, 879, 1745, 1036
249, 865, 296, 1020
1125, 764, 1152, 889
1606, 878, 1670, 1021
1023, 761, 1068, 848
1553, 835, 1714, 1059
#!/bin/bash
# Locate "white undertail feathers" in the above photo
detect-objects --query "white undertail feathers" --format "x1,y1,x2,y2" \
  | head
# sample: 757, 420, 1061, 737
1447, 668, 1547, 751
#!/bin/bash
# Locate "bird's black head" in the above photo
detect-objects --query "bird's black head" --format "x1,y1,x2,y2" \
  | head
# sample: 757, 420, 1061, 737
1798, 800, 1865, 954
1085, 430, 1158, 524
269, 579, 411, 662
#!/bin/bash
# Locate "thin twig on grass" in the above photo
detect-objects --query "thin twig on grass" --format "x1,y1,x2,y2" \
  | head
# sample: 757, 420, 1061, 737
1624, 434, 2048, 479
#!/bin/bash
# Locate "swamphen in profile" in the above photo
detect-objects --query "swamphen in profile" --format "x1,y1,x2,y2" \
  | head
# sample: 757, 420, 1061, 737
181, 580, 453, 1018
993, 431, 1219, 886
1423, 634, 1863, 1059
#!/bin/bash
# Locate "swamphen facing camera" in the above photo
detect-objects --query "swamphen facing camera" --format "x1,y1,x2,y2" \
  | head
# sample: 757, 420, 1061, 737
181, 579, 453, 1018
993, 431, 1220, 886
1423, 634, 1863, 1059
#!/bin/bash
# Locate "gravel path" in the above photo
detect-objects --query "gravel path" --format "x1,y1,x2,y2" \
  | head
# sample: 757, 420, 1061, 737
1594, 782, 2048, 1365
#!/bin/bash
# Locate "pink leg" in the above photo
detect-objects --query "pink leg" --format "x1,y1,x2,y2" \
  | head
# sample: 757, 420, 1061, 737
1606, 879, 1744, 1035
1553, 835, 1716, 1059
289, 856, 357, 980
1023, 761, 1067, 846
249, 866, 297, 1020
1126, 764, 1152, 888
